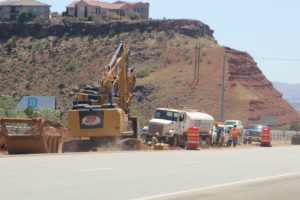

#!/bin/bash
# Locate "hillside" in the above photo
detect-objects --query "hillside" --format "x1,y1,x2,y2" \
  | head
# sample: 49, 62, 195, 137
273, 82, 300, 112
0, 19, 298, 127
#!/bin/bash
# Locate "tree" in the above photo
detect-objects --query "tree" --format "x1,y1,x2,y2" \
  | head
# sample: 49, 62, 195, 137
18, 10, 33, 24
24, 106, 37, 118
288, 122, 300, 131
129, 12, 140, 20
0, 95, 18, 117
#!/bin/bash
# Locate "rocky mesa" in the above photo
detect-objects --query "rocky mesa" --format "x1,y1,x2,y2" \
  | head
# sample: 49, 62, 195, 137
0, 19, 298, 127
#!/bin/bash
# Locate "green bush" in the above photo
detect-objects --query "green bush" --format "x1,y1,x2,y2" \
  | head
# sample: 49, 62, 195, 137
288, 122, 300, 131
24, 106, 38, 118
129, 12, 140, 20
184, 48, 191, 60
34, 107, 61, 121
5, 35, 18, 49
66, 60, 81, 71
18, 10, 33, 24
0, 95, 19, 117
62, 16, 81, 24
136, 69, 150, 78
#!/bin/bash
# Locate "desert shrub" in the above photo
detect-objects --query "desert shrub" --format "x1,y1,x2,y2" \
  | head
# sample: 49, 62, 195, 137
66, 60, 81, 71
18, 10, 33, 24
0, 95, 19, 117
184, 48, 191, 60
34, 107, 60, 121
39, 68, 48, 78
136, 69, 150, 78
5, 35, 18, 49
105, 13, 121, 21
174, 79, 182, 84
32, 17, 49, 25
288, 122, 300, 131
62, 16, 81, 24
150, 65, 159, 72
129, 12, 140, 20
0, 63, 7, 72
24, 106, 37, 118
78, 17, 87, 22
91, 16, 104, 24
32, 41, 43, 52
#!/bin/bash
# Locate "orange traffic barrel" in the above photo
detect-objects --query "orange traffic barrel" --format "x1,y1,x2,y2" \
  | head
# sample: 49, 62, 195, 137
261, 128, 271, 147
186, 126, 200, 150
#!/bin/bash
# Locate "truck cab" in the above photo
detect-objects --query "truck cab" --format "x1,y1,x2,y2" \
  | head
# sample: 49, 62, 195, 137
144, 108, 214, 147
145, 108, 185, 146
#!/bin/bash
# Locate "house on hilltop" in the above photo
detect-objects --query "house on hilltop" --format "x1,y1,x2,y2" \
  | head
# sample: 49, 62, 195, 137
0, 0, 51, 21
66, 0, 149, 20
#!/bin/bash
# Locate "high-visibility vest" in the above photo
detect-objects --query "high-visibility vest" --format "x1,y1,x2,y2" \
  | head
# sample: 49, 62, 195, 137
230, 127, 240, 137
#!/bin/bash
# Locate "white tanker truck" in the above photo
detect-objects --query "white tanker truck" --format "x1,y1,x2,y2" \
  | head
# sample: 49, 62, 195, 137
142, 108, 214, 147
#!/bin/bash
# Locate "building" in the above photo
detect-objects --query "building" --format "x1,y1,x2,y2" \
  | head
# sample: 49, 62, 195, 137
0, 0, 51, 21
66, 0, 149, 20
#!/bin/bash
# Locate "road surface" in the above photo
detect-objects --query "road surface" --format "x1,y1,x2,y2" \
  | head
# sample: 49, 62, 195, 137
0, 146, 300, 200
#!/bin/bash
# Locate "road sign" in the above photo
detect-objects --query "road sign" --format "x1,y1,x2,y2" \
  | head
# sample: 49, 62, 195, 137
261, 115, 277, 126
16, 96, 56, 110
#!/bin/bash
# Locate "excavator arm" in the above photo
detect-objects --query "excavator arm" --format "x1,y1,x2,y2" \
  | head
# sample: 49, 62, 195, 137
99, 42, 136, 114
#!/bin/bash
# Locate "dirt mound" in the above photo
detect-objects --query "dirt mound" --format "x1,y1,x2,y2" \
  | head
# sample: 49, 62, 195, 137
42, 120, 64, 128
41, 120, 69, 140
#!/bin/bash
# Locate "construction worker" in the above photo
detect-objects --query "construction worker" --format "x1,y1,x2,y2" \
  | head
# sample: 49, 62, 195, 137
230, 124, 240, 147
151, 132, 159, 148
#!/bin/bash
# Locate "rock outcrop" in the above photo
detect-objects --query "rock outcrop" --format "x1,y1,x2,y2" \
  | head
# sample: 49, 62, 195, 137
0, 19, 214, 41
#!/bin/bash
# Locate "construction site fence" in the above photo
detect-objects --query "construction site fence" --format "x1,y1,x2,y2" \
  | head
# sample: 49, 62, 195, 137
270, 130, 298, 142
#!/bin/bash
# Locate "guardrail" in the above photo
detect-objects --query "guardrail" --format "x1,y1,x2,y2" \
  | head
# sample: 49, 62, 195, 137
270, 130, 298, 142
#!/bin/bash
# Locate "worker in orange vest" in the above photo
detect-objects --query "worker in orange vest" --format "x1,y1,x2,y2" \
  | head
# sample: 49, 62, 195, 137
230, 124, 240, 147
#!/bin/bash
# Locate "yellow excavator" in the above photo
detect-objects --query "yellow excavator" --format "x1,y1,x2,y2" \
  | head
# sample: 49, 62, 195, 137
64, 41, 140, 151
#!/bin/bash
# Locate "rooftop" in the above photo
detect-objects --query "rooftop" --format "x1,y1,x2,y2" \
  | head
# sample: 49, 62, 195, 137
0, 0, 51, 7
67, 0, 147, 9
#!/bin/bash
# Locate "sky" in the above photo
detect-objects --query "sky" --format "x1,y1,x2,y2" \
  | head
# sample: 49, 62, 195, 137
42, 0, 300, 84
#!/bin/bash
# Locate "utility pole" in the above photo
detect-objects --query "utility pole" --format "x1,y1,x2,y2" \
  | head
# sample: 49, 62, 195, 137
193, 42, 201, 84
221, 53, 226, 122
196, 43, 200, 83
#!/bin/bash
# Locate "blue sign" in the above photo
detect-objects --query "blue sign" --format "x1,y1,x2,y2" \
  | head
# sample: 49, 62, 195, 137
27, 97, 38, 108
17, 96, 56, 110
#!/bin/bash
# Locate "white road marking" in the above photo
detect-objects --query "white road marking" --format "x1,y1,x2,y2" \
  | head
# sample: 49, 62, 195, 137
133, 171, 300, 200
184, 161, 202, 164
77, 168, 112, 172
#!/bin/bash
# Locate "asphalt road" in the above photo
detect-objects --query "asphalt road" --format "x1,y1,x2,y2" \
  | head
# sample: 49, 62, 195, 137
0, 146, 300, 200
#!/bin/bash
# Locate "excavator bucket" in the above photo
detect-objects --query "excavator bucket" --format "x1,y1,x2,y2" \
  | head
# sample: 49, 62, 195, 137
0, 118, 61, 154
